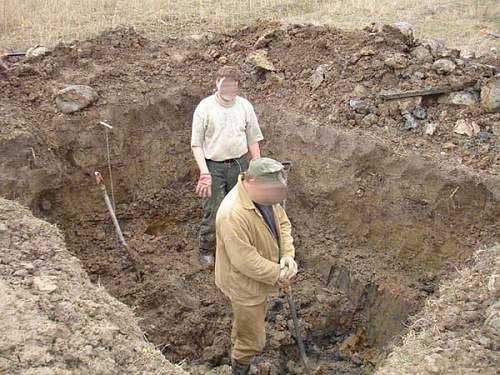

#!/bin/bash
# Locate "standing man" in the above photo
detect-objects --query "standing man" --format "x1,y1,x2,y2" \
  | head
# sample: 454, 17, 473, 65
215, 157, 298, 374
191, 66, 264, 266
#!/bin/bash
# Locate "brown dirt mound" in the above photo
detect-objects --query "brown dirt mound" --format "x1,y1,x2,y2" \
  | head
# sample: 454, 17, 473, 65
0, 21, 499, 374
374, 244, 500, 375
0, 197, 186, 375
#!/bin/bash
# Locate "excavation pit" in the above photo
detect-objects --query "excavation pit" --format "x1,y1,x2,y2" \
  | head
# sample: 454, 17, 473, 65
1, 23, 499, 375
25, 95, 499, 374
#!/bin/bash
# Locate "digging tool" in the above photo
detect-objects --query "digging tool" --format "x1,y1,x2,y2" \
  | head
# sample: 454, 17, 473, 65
94, 171, 144, 282
282, 283, 311, 375
278, 160, 311, 374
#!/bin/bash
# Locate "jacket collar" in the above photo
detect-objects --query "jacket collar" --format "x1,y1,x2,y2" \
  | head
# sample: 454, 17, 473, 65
237, 175, 257, 210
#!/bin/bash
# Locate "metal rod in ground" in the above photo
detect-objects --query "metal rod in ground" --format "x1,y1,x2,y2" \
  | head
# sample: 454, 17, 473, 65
286, 287, 311, 375
94, 171, 144, 281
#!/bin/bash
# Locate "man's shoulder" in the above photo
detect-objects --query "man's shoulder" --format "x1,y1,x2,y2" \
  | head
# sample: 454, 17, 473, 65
196, 95, 216, 109
236, 96, 254, 108
217, 188, 246, 222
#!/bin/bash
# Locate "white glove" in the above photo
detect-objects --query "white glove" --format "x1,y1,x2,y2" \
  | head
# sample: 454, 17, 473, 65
279, 256, 298, 280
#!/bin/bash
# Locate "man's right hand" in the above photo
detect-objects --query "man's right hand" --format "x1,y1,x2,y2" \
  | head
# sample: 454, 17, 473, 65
196, 173, 212, 198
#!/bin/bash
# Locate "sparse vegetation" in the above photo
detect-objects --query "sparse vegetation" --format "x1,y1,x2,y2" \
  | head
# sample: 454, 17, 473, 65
1, 0, 499, 53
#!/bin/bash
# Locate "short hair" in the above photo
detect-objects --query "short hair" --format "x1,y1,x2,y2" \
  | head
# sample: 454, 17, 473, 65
216, 65, 242, 83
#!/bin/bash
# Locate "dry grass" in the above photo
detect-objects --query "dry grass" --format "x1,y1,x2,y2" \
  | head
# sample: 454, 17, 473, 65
0, 0, 499, 53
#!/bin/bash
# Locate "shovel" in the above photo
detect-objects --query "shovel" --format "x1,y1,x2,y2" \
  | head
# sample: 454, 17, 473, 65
283, 283, 311, 375
94, 171, 144, 282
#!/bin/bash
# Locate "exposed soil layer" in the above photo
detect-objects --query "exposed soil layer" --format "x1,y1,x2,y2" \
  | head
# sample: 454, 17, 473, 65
374, 245, 500, 375
1, 22, 499, 374
0, 198, 186, 375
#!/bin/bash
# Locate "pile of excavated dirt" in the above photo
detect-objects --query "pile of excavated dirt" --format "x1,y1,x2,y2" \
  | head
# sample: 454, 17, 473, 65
0, 198, 186, 375
1, 21, 499, 374
375, 244, 500, 375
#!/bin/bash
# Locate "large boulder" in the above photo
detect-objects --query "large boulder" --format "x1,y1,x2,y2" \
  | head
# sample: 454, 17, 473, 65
480, 76, 500, 112
55, 85, 98, 114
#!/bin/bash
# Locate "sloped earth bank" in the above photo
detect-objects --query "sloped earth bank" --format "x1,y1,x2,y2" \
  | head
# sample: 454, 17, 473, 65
1, 22, 499, 374
374, 245, 500, 375
0, 198, 186, 375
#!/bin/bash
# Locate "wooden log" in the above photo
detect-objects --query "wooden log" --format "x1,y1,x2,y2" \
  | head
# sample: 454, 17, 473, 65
378, 81, 477, 100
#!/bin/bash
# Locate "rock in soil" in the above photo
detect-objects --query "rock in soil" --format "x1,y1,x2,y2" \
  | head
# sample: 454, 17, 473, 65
425, 122, 438, 136
480, 76, 500, 113
55, 85, 98, 113
453, 119, 480, 137
246, 49, 276, 71
438, 90, 479, 106
432, 59, 456, 74
411, 46, 433, 63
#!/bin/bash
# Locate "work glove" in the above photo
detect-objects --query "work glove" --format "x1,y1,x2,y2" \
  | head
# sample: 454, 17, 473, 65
280, 256, 298, 280
196, 173, 212, 198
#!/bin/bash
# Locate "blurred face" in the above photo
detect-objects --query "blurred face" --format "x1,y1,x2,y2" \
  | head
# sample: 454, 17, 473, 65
244, 177, 288, 206
216, 77, 239, 102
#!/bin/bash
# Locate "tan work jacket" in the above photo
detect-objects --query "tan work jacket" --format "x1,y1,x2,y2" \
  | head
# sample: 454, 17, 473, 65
215, 177, 295, 306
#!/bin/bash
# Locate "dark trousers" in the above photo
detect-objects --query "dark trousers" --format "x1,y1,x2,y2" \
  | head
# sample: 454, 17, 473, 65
199, 155, 249, 254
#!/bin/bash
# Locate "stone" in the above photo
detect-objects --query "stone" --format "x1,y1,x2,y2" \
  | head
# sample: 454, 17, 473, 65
438, 90, 479, 106
33, 276, 58, 293
401, 112, 418, 130
478, 131, 491, 143
95, 228, 106, 241
353, 84, 369, 97
424, 38, 446, 57
254, 30, 277, 49
411, 45, 433, 63
310, 65, 326, 90
443, 142, 456, 150
349, 99, 370, 114
432, 59, 456, 74
26, 46, 50, 58
393, 21, 414, 37
425, 122, 438, 136
413, 106, 427, 120
362, 113, 378, 126
246, 49, 276, 71
492, 124, 500, 136
359, 47, 377, 56
41, 200, 52, 211
453, 119, 480, 137
384, 53, 408, 69
480, 76, 500, 112
398, 96, 422, 112
460, 50, 475, 60
55, 85, 98, 114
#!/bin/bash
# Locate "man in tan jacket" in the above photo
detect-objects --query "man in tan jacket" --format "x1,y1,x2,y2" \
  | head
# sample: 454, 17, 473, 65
215, 158, 298, 374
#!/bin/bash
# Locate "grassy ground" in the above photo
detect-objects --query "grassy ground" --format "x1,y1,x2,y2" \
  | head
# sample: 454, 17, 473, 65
1, 0, 499, 54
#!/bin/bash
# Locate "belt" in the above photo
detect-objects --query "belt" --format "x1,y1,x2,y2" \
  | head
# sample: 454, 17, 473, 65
207, 158, 240, 164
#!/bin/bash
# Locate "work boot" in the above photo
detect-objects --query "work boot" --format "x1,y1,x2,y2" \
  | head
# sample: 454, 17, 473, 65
231, 359, 250, 375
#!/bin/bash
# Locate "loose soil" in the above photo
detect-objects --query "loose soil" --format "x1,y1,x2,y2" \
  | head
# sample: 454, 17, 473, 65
0, 198, 186, 375
1, 21, 499, 374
